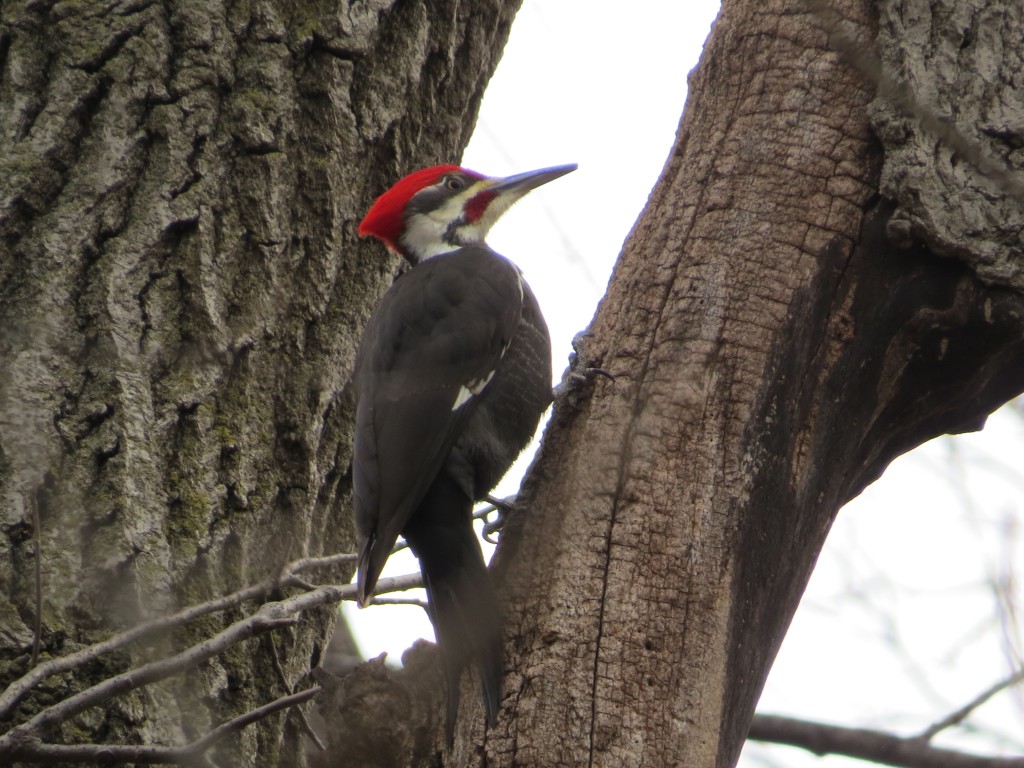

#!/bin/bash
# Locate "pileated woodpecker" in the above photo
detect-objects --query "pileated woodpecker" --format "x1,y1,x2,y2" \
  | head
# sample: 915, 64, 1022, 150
353, 162, 575, 736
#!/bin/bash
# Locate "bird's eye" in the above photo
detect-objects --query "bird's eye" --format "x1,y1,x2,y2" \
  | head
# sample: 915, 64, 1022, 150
445, 177, 465, 191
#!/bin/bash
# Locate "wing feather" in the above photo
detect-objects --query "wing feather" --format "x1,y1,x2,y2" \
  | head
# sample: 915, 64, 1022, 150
353, 246, 523, 601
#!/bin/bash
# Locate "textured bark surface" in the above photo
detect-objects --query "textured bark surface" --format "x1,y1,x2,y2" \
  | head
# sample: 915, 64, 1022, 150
872, 0, 1024, 288
5, 0, 1023, 764
464, 0, 1024, 766
0, 0, 518, 763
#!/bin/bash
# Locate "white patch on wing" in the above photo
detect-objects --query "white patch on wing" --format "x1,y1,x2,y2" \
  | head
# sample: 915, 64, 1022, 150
451, 369, 496, 411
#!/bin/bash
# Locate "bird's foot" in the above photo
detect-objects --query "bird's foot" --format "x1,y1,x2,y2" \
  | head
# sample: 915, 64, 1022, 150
479, 494, 515, 544
552, 331, 615, 403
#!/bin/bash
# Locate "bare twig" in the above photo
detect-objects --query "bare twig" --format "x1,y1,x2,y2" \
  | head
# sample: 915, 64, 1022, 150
369, 596, 430, 611
1, 607, 300, 744
918, 667, 1024, 741
749, 713, 1024, 768
185, 686, 320, 758
266, 634, 326, 752
390, 537, 411, 555
0, 571, 422, 754
0, 686, 320, 765
0, 552, 358, 719
285, 552, 358, 576
266, 632, 291, 694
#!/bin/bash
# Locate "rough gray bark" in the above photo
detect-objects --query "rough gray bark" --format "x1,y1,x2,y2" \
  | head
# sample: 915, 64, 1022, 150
873, 0, 1024, 288
0, 0, 518, 763
313, 0, 1024, 764
5, 0, 1023, 765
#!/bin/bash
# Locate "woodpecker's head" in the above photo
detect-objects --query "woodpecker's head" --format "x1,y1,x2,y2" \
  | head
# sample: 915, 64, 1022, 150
359, 163, 577, 263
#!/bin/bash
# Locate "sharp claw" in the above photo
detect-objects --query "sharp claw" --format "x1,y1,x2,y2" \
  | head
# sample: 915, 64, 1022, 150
479, 495, 514, 544
569, 367, 615, 383
554, 333, 615, 402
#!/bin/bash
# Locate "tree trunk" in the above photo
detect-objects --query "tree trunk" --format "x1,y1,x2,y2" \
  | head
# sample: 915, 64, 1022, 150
5, 0, 1023, 765
0, 0, 518, 763
464, 0, 1024, 766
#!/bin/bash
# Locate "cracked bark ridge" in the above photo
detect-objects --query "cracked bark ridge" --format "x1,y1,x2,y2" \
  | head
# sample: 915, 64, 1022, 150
871, 0, 1024, 288
475, 0, 1024, 766
0, 0, 518, 763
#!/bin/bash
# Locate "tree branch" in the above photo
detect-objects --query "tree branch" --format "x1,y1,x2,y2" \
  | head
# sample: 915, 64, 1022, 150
0, 564, 423, 762
285, 552, 358, 576
1, 686, 320, 764
368, 596, 430, 611
918, 668, 1024, 741
185, 686, 320, 760
0, 552, 355, 719
267, 633, 326, 752
2, 608, 300, 743
748, 714, 1024, 768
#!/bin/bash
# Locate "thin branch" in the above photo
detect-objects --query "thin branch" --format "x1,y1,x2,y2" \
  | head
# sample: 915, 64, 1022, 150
749, 714, 1024, 768
362, 572, 423, 596
186, 686, 320, 758
391, 537, 411, 555
918, 667, 1024, 741
266, 634, 325, 752
0, 571, 422, 752
0, 686, 320, 765
285, 552, 358, 576
1, 608, 299, 744
369, 596, 430, 611
0, 552, 357, 719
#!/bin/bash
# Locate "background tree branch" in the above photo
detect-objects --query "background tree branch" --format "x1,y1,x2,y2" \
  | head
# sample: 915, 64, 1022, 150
748, 713, 1024, 768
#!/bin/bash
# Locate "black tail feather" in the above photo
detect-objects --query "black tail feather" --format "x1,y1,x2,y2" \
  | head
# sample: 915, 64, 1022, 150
403, 474, 502, 743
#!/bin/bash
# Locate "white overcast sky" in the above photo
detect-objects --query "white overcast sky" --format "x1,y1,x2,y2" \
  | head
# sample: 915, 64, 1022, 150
344, 2, 1024, 764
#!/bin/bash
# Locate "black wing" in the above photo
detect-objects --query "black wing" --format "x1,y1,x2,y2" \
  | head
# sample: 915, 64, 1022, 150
353, 246, 523, 603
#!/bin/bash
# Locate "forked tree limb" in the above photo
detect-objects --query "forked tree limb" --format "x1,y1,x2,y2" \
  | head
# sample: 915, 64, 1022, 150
0, 553, 357, 719
0, 551, 422, 765
1, 686, 320, 765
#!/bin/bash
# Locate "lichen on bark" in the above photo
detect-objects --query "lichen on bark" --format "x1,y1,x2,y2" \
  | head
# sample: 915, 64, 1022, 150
0, 0, 520, 762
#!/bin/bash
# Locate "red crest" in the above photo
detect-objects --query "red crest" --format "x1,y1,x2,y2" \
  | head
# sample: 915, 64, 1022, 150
359, 165, 483, 251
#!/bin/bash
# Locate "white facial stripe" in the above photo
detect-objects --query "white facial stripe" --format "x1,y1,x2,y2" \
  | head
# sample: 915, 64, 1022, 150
401, 195, 467, 261
399, 182, 529, 261
451, 370, 496, 411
